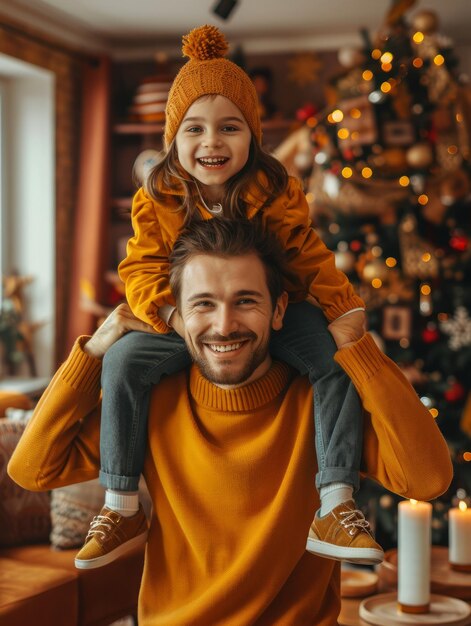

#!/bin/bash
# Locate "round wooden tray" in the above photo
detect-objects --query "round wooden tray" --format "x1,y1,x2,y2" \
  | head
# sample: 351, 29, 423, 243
341, 569, 379, 597
377, 546, 471, 600
359, 592, 471, 625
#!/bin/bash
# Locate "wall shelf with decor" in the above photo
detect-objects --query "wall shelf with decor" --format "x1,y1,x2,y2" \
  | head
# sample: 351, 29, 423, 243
112, 122, 165, 135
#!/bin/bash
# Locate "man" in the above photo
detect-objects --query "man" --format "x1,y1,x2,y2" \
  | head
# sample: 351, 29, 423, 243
9, 219, 452, 625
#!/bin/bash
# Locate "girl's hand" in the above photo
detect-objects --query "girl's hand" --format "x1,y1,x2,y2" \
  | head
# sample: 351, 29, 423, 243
328, 310, 366, 350
169, 309, 185, 338
84, 304, 157, 359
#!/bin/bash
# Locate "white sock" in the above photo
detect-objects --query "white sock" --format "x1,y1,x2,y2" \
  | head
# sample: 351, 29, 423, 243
319, 483, 354, 516
105, 489, 139, 517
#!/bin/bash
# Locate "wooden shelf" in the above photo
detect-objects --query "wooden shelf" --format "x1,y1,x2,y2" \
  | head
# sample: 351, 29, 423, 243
113, 122, 165, 135
111, 196, 133, 210
111, 197, 133, 220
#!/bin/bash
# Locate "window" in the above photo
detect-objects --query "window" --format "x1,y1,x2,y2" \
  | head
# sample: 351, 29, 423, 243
0, 54, 55, 377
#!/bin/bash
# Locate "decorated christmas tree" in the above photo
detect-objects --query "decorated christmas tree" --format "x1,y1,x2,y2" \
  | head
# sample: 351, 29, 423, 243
296, 1, 471, 549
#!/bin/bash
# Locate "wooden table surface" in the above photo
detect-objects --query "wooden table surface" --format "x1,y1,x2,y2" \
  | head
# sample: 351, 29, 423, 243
339, 597, 373, 625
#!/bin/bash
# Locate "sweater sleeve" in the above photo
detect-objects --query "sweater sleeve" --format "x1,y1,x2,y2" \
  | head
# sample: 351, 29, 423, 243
264, 177, 365, 321
118, 187, 176, 333
8, 337, 103, 491
335, 333, 453, 501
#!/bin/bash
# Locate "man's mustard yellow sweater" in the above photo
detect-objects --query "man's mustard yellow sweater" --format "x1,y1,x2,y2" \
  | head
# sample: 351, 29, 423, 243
9, 334, 452, 625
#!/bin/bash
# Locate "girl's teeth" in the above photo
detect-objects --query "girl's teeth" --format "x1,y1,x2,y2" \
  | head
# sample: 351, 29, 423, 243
199, 158, 227, 165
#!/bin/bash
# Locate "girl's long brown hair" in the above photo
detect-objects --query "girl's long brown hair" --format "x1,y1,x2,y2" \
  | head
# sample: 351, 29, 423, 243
144, 134, 289, 225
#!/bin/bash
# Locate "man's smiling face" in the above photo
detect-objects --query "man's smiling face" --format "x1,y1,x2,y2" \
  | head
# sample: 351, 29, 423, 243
179, 252, 287, 388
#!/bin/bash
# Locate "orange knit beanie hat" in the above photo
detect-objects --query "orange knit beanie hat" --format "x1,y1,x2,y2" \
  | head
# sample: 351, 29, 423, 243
164, 25, 262, 148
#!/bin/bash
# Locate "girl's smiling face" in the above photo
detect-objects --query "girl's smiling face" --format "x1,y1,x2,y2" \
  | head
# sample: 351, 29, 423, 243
175, 95, 252, 202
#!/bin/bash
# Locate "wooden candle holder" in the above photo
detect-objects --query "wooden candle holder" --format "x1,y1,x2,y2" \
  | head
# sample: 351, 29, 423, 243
359, 592, 470, 625
377, 546, 471, 600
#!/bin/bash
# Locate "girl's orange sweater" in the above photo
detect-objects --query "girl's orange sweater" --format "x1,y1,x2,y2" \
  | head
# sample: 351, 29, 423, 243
118, 176, 365, 332
8, 334, 452, 625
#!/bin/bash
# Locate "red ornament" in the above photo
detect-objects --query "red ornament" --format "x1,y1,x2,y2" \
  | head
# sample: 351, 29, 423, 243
350, 240, 362, 252
444, 381, 465, 403
427, 126, 438, 145
449, 233, 468, 252
330, 161, 341, 175
422, 327, 439, 343
296, 103, 317, 122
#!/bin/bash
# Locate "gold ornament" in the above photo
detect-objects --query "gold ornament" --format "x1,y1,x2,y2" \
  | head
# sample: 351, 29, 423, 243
411, 10, 439, 34
361, 258, 389, 282
440, 170, 470, 205
338, 47, 365, 69
379, 148, 409, 171
435, 139, 463, 172
406, 143, 434, 169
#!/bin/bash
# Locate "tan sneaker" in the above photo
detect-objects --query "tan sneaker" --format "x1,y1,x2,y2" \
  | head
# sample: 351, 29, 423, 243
306, 500, 384, 565
74, 504, 148, 570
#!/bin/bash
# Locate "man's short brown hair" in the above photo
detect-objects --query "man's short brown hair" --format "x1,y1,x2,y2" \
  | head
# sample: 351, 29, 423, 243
169, 217, 286, 309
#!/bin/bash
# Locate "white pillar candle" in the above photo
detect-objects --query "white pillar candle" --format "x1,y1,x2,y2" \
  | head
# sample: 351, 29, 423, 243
398, 499, 432, 613
449, 500, 471, 571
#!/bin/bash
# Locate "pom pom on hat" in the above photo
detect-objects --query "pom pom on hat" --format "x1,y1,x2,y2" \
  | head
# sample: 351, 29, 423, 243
182, 25, 229, 61
164, 25, 262, 148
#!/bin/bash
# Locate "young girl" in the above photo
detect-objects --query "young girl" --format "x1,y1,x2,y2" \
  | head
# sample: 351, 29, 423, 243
74, 25, 384, 570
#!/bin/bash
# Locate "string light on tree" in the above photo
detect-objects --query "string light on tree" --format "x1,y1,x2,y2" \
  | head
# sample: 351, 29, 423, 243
276, 1, 471, 551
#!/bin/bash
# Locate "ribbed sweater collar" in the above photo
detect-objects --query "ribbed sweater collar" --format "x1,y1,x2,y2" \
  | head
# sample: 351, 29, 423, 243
189, 361, 293, 412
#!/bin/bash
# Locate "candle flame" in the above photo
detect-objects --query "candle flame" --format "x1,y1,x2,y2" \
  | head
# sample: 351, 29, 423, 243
410, 499, 418, 505
459, 500, 468, 512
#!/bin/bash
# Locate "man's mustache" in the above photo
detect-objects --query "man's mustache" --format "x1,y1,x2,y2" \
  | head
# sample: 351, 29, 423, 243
199, 331, 257, 343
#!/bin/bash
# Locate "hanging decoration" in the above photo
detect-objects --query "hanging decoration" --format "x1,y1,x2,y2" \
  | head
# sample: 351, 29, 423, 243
440, 307, 471, 351
287, 53, 322, 86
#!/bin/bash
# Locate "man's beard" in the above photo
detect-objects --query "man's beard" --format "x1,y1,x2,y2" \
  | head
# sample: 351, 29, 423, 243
187, 331, 270, 386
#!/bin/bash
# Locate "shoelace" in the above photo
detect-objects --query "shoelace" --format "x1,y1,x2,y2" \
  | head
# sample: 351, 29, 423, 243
339, 509, 372, 536
85, 514, 118, 541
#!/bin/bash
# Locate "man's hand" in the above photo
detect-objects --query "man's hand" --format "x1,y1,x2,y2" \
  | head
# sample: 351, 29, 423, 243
328, 310, 366, 350
84, 304, 157, 359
